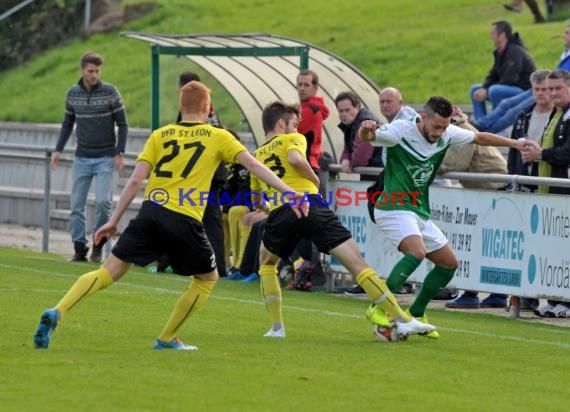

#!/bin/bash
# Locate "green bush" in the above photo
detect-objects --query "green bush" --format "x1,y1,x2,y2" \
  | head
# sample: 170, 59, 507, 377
0, 0, 84, 71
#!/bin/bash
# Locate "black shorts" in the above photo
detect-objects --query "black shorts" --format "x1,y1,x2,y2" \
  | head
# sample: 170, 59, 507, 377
262, 195, 352, 260
112, 201, 215, 276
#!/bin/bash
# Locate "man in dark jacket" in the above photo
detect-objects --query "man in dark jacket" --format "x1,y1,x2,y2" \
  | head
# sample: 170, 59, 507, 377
505, 69, 553, 192
522, 69, 570, 193
470, 20, 536, 120
446, 70, 552, 310
335, 91, 382, 181
520, 69, 570, 318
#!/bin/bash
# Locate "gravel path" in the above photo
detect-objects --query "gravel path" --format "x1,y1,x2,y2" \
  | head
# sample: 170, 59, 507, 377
0, 223, 70, 256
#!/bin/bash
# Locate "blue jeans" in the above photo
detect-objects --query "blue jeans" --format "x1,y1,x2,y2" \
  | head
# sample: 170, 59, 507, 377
70, 156, 115, 244
470, 83, 526, 120
475, 89, 534, 133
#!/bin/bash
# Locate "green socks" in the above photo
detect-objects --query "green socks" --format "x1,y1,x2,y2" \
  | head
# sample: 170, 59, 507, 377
386, 254, 422, 292
409, 266, 456, 317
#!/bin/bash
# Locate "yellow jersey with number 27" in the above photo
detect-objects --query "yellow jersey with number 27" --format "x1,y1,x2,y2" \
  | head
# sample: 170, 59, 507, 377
138, 121, 246, 221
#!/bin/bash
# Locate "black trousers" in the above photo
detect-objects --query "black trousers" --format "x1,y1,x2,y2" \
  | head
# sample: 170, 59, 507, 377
240, 219, 266, 276
202, 202, 226, 277
157, 181, 226, 277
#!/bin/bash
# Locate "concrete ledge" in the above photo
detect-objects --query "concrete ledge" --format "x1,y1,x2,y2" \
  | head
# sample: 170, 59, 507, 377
0, 186, 69, 200
0, 186, 142, 231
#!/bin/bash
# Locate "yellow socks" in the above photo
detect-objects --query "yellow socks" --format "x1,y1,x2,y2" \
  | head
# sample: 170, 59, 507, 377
237, 224, 252, 268
158, 277, 216, 342
356, 268, 410, 321
229, 206, 248, 267
259, 264, 283, 329
55, 267, 114, 317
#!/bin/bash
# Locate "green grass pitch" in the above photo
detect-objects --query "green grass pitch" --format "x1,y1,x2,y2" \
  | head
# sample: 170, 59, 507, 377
1, 247, 568, 411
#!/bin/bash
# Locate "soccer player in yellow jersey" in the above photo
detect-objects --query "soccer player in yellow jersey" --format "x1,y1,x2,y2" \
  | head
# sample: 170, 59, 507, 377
251, 101, 436, 339
33, 82, 308, 350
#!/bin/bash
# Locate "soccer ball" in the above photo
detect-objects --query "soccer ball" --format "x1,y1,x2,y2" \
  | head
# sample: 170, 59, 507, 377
373, 323, 408, 342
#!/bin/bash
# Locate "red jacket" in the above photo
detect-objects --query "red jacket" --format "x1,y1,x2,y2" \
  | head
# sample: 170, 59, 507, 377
298, 96, 330, 170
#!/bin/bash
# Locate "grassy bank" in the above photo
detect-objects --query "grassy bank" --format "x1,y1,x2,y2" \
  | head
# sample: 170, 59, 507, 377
0, 0, 563, 131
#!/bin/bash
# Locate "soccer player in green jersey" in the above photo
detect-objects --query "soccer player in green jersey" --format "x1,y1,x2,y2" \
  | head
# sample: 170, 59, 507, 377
250, 101, 437, 339
359, 96, 534, 337
33, 82, 308, 350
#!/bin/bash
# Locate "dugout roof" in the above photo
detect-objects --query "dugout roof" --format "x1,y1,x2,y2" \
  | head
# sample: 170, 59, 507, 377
121, 31, 384, 161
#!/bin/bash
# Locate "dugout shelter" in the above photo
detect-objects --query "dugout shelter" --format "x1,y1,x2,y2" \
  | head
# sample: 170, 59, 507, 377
121, 31, 384, 161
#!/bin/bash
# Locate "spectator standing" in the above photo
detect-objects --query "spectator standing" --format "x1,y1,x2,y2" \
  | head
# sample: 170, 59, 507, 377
335, 91, 382, 180
379, 87, 418, 123
296, 69, 330, 189
503, 69, 552, 311
379, 87, 419, 167
505, 69, 553, 192
296, 70, 330, 271
522, 70, 570, 194
521, 70, 570, 318
447, 70, 555, 310
51, 52, 128, 263
470, 21, 536, 120
176, 71, 222, 126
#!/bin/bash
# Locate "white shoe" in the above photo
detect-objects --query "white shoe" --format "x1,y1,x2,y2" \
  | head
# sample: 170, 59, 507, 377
153, 337, 198, 350
264, 328, 286, 338
534, 304, 556, 317
546, 303, 570, 318
395, 317, 436, 337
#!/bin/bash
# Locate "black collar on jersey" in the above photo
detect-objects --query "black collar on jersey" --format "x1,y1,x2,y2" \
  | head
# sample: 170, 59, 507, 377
178, 121, 204, 126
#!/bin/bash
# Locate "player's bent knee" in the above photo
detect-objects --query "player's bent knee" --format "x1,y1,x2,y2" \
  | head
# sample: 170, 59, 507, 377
195, 270, 218, 282
410, 250, 426, 261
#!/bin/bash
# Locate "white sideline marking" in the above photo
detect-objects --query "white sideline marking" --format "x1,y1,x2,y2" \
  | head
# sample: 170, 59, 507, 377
4, 262, 570, 349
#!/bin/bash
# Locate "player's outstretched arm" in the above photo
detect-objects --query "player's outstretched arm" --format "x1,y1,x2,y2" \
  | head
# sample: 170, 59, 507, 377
474, 132, 538, 152
94, 161, 151, 245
